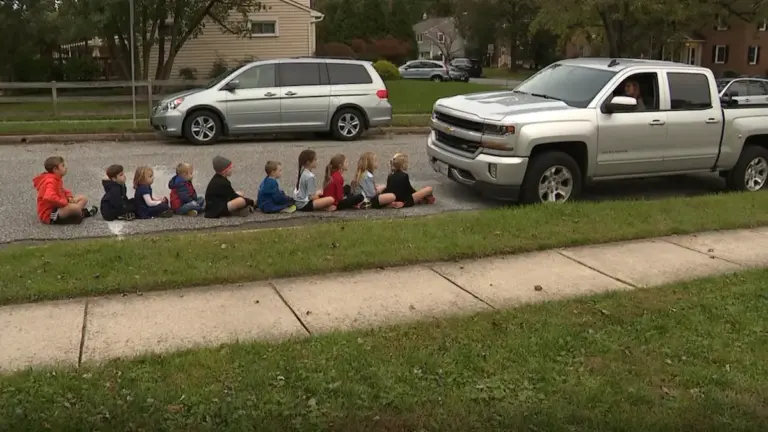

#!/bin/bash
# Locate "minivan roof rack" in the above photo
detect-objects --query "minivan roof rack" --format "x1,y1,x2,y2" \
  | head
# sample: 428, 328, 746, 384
607, 59, 620, 67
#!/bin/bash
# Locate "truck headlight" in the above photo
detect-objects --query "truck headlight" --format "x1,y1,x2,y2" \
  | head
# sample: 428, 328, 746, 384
483, 124, 515, 135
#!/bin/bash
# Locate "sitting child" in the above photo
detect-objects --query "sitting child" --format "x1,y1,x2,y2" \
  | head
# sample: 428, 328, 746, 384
257, 161, 296, 214
101, 164, 135, 221
33, 156, 98, 225
169, 162, 205, 216
322, 154, 363, 210
294, 149, 336, 212
385, 153, 435, 207
133, 166, 173, 219
352, 151, 402, 209
204, 155, 256, 218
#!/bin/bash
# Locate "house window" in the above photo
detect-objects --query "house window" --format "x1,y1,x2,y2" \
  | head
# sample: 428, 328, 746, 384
716, 15, 728, 30
748, 45, 760, 65
715, 45, 728, 64
251, 20, 277, 37
417, 33, 423, 43
437, 32, 445, 43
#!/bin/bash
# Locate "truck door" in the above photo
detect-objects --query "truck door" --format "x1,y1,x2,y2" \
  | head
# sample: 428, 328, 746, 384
595, 71, 668, 177
660, 71, 722, 171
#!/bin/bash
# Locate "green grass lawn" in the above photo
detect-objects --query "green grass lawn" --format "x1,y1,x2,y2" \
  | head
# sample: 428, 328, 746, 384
1, 192, 767, 306
2, 269, 768, 430
0, 80, 502, 121
0, 114, 432, 136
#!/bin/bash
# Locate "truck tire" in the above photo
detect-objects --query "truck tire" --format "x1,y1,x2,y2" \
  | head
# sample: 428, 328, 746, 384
182, 110, 221, 145
519, 151, 583, 204
725, 145, 768, 192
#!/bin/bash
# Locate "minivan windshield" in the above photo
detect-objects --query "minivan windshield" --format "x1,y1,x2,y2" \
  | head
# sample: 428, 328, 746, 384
205, 64, 248, 89
514, 64, 617, 108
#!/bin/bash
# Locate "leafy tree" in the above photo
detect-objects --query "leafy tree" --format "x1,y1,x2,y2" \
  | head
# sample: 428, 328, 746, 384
0, 0, 63, 81
359, 0, 389, 39
58, 0, 268, 80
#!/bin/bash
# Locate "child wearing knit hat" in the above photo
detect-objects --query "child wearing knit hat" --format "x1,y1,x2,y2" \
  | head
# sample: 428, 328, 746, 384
203, 155, 255, 218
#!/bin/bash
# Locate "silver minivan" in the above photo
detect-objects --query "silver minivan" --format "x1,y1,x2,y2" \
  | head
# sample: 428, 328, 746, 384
150, 58, 393, 145
718, 77, 768, 106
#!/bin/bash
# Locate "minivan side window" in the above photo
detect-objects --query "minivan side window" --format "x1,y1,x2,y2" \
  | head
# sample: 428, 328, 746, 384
235, 64, 276, 89
327, 63, 373, 85
666, 72, 712, 110
279, 63, 321, 86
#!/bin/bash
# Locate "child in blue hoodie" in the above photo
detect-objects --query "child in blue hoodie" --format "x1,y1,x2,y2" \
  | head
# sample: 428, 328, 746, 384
257, 161, 296, 213
169, 162, 205, 216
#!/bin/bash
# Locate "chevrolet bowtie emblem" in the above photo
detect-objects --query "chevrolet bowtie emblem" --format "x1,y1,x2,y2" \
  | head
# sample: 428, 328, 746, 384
447, 126, 454, 133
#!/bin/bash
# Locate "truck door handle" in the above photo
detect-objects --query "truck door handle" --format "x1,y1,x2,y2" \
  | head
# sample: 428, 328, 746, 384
649, 119, 666, 126
705, 118, 720, 124
744, 98, 751, 102
285, 91, 297, 96
264, 92, 276, 97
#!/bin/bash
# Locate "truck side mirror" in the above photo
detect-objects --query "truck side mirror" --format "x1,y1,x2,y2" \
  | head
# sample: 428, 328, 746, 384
604, 95, 638, 114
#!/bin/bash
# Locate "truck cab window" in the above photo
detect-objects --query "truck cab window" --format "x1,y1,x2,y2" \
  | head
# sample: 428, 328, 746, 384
610, 72, 659, 111
667, 72, 712, 110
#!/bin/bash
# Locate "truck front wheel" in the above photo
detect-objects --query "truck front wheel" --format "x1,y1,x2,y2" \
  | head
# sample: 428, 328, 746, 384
725, 146, 768, 192
520, 151, 583, 204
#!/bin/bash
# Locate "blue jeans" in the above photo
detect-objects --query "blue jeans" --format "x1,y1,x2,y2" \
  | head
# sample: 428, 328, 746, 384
178, 198, 205, 215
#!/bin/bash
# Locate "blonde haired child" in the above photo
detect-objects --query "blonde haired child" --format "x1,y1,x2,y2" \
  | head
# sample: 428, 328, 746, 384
133, 166, 173, 218
384, 153, 435, 207
352, 152, 402, 209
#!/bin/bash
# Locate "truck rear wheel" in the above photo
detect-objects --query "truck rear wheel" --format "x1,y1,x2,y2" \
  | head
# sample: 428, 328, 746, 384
520, 151, 582, 204
725, 146, 768, 192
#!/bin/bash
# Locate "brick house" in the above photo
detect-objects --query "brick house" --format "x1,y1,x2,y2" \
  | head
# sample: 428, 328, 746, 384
565, 16, 768, 77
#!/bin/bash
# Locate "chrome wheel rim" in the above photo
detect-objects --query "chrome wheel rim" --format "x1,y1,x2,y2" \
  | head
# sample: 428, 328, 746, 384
337, 113, 361, 137
538, 165, 574, 202
191, 116, 216, 141
745, 156, 768, 191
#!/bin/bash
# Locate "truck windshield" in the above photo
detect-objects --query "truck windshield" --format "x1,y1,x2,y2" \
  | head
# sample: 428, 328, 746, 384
514, 64, 617, 108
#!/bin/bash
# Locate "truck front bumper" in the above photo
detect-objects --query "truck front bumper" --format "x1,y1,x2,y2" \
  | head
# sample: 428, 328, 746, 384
426, 132, 528, 201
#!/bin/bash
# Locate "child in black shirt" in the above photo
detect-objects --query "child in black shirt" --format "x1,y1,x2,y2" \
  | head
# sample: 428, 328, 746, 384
384, 153, 435, 207
204, 155, 256, 218
100, 164, 135, 221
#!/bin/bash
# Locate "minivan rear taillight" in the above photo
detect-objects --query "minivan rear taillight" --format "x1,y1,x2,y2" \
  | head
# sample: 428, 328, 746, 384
376, 89, 388, 99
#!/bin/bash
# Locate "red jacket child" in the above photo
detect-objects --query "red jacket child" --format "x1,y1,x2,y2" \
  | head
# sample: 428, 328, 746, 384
33, 172, 72, 224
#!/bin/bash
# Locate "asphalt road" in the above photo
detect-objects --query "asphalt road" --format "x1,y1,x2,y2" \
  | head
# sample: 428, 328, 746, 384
1, 134, 728, 244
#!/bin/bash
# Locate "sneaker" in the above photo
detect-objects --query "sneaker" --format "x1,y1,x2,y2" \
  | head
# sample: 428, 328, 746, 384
358, 200, 372, 210
160, 209, 174, 218
186, 209, 198, 217
281, 205, 297, 214
118, 212, 136, 221
82, 206, 98, 218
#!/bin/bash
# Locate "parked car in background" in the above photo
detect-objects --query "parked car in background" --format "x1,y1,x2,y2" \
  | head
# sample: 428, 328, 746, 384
399, 60, 450, 82
718, 77, 768, 106
449, 58, 483, 78
150, 58, 392, 145
427, 58, 768, 203
448, 66, 470, 82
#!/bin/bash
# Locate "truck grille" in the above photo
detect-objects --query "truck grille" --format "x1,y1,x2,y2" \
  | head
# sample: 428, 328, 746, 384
434, 111, 483, 132
435, 130, 480, 153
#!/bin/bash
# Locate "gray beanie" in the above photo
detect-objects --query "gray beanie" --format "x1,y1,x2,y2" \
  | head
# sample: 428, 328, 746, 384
212, 155, 232, 173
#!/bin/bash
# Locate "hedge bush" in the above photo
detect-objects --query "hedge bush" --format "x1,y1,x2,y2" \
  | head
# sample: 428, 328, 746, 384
373, 59, 400, 81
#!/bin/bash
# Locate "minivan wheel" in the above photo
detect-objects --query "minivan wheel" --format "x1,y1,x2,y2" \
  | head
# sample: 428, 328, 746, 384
519, 151, 582, 204
331, 108, 364, 141
726, 145, 768, 192
430, 75, 443, 82
182, 110, 221, 145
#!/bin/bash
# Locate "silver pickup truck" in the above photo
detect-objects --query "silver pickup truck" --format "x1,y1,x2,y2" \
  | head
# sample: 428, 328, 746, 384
427, 58, 768, 203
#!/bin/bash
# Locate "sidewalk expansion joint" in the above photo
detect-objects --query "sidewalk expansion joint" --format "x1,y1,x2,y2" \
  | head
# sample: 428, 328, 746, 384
555, 251, 639, 289
77, 300, 90, 368
426, 266, 496, 309
269, 282, 312, 336
658, 238, 744, 267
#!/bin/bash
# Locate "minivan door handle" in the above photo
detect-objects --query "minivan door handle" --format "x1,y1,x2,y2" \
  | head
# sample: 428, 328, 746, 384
648, 119, 666, 126
285, 91, 297, 96
705, 118, 720, 124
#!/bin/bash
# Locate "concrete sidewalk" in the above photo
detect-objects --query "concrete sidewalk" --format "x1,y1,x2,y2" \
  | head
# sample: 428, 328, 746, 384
3, 227, 768, 373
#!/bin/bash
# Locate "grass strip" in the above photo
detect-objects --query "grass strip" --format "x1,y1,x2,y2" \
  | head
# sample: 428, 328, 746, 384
0, 115, 431, 136
1, 192, 767, 306
2, 269, 768, 430
0, 81, 504, 121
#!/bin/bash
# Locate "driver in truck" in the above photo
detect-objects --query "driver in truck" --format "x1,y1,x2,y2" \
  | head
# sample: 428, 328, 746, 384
622, 79, 645, 111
